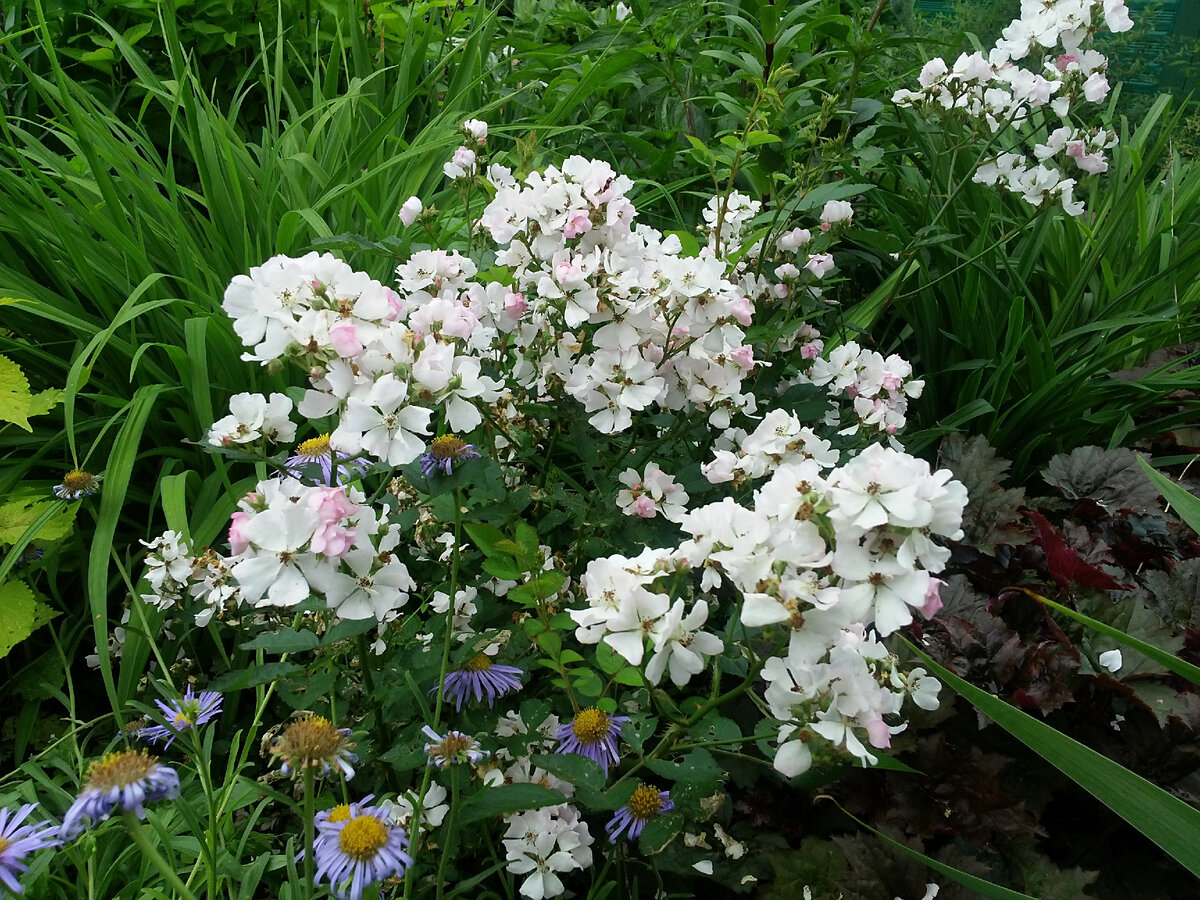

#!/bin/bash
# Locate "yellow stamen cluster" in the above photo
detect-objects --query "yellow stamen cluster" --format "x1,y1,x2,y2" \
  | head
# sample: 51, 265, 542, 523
296, 434, 332, 458
86, 750, 160, 790
463, 653, 493, 672
62, 469, 98, 492
338, 815, 389, 860
430, 434, 469, 460
571, 708, 610, 743
326, 803, 353, 824
627, 783, 664, 820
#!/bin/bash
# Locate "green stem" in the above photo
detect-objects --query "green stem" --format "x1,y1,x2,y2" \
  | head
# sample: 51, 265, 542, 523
435, 767, 461, 900
122, 811, 199, 900
303, 767, 316, 899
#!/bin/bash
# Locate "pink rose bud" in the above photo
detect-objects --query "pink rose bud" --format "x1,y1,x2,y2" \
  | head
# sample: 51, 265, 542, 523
228, 511, 251, 555
634, 495, 657, 518
504, 291, 527, 317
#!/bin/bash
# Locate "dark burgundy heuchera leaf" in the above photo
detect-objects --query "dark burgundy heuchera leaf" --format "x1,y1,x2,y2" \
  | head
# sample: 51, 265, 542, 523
1042, 446, 1162, 514
1023, 508, 1133, 591
939, 434, 1028, 553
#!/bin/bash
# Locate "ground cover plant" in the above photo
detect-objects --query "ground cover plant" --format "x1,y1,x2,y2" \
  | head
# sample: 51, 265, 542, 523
2, 0, 1200, 898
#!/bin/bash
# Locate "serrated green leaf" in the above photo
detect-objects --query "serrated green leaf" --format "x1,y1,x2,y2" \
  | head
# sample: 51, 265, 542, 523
535, 629, 562, 658
613, 666, 644, 686
464, 522, 508, 557
637, 811, 683, 854
529, 752, 607, 791
240, 628, 320, 654
0, 494, 78, 544
645, 748, 722, 784
458, 783, 567, 825
209, 662, 305, 693
0, 580, 56, 658
26, 389, 61, 419
0, 354, 33, 430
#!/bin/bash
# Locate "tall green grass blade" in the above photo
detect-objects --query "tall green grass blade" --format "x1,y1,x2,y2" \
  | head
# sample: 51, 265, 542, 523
1138, 456, 1200, 537
87, 384, 167, 714
908, 641, 1200, 879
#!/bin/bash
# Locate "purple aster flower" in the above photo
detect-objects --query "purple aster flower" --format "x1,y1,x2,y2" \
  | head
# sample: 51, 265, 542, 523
311, 799, 412, 900
136, 685, 223, 748
419, 434, 481, 477
605, 783, 673, 842
283, 434, 369, 485
437, 654, 523, 712
0, 803, 61, 895
270, 715, 358, 780
60, 750, 180, 838
555, 707, 630, 775
422, 726, 488, 768
52, 469, 101, 501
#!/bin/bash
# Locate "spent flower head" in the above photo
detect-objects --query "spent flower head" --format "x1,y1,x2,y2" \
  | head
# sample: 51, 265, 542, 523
0, 803, 61, 895
270, 715, 357, 780
53, 469, 101, 501
60, 750, 180, 838
422, 726, 488, 767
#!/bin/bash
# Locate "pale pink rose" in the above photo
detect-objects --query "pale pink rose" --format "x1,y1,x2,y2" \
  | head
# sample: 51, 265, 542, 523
921, 579, 944, 619
399, 196, 423, 227
864, 713, 892, 750
563, 211, 592, 238
730, 346, 755, 371
228, 512, 251, 555
805, 253, 835, 278
329, 320, 362, 357
504, 291, 527, 318
731, 296, 753, 325
634, 495, 656, 518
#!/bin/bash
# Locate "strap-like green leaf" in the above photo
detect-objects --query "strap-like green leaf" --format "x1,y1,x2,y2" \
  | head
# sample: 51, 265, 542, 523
908, 640, 1200, 879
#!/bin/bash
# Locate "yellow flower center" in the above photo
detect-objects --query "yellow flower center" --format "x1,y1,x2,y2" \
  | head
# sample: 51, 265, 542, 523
296, 434, 332, 458
85, 750, 160, 790
571, 708, 610, 743
430, 434, 468, 460
0, 836, 10, 853
338, 815, 389, 860
62, 469, 98, 491
627, 783, 663, 820
326, 803, 352, 823
463, 653, 493, 672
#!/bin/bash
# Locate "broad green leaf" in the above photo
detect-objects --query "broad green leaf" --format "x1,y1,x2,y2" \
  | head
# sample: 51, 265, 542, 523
458, 783, 567, 825
0, 354, 33, 430
910, 641, 1200, 879
240, 628, 321, 654
0, 493, 77, 544
209, 662, 306, 693
0, 581, 58, 658
529, 752, 607, 791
